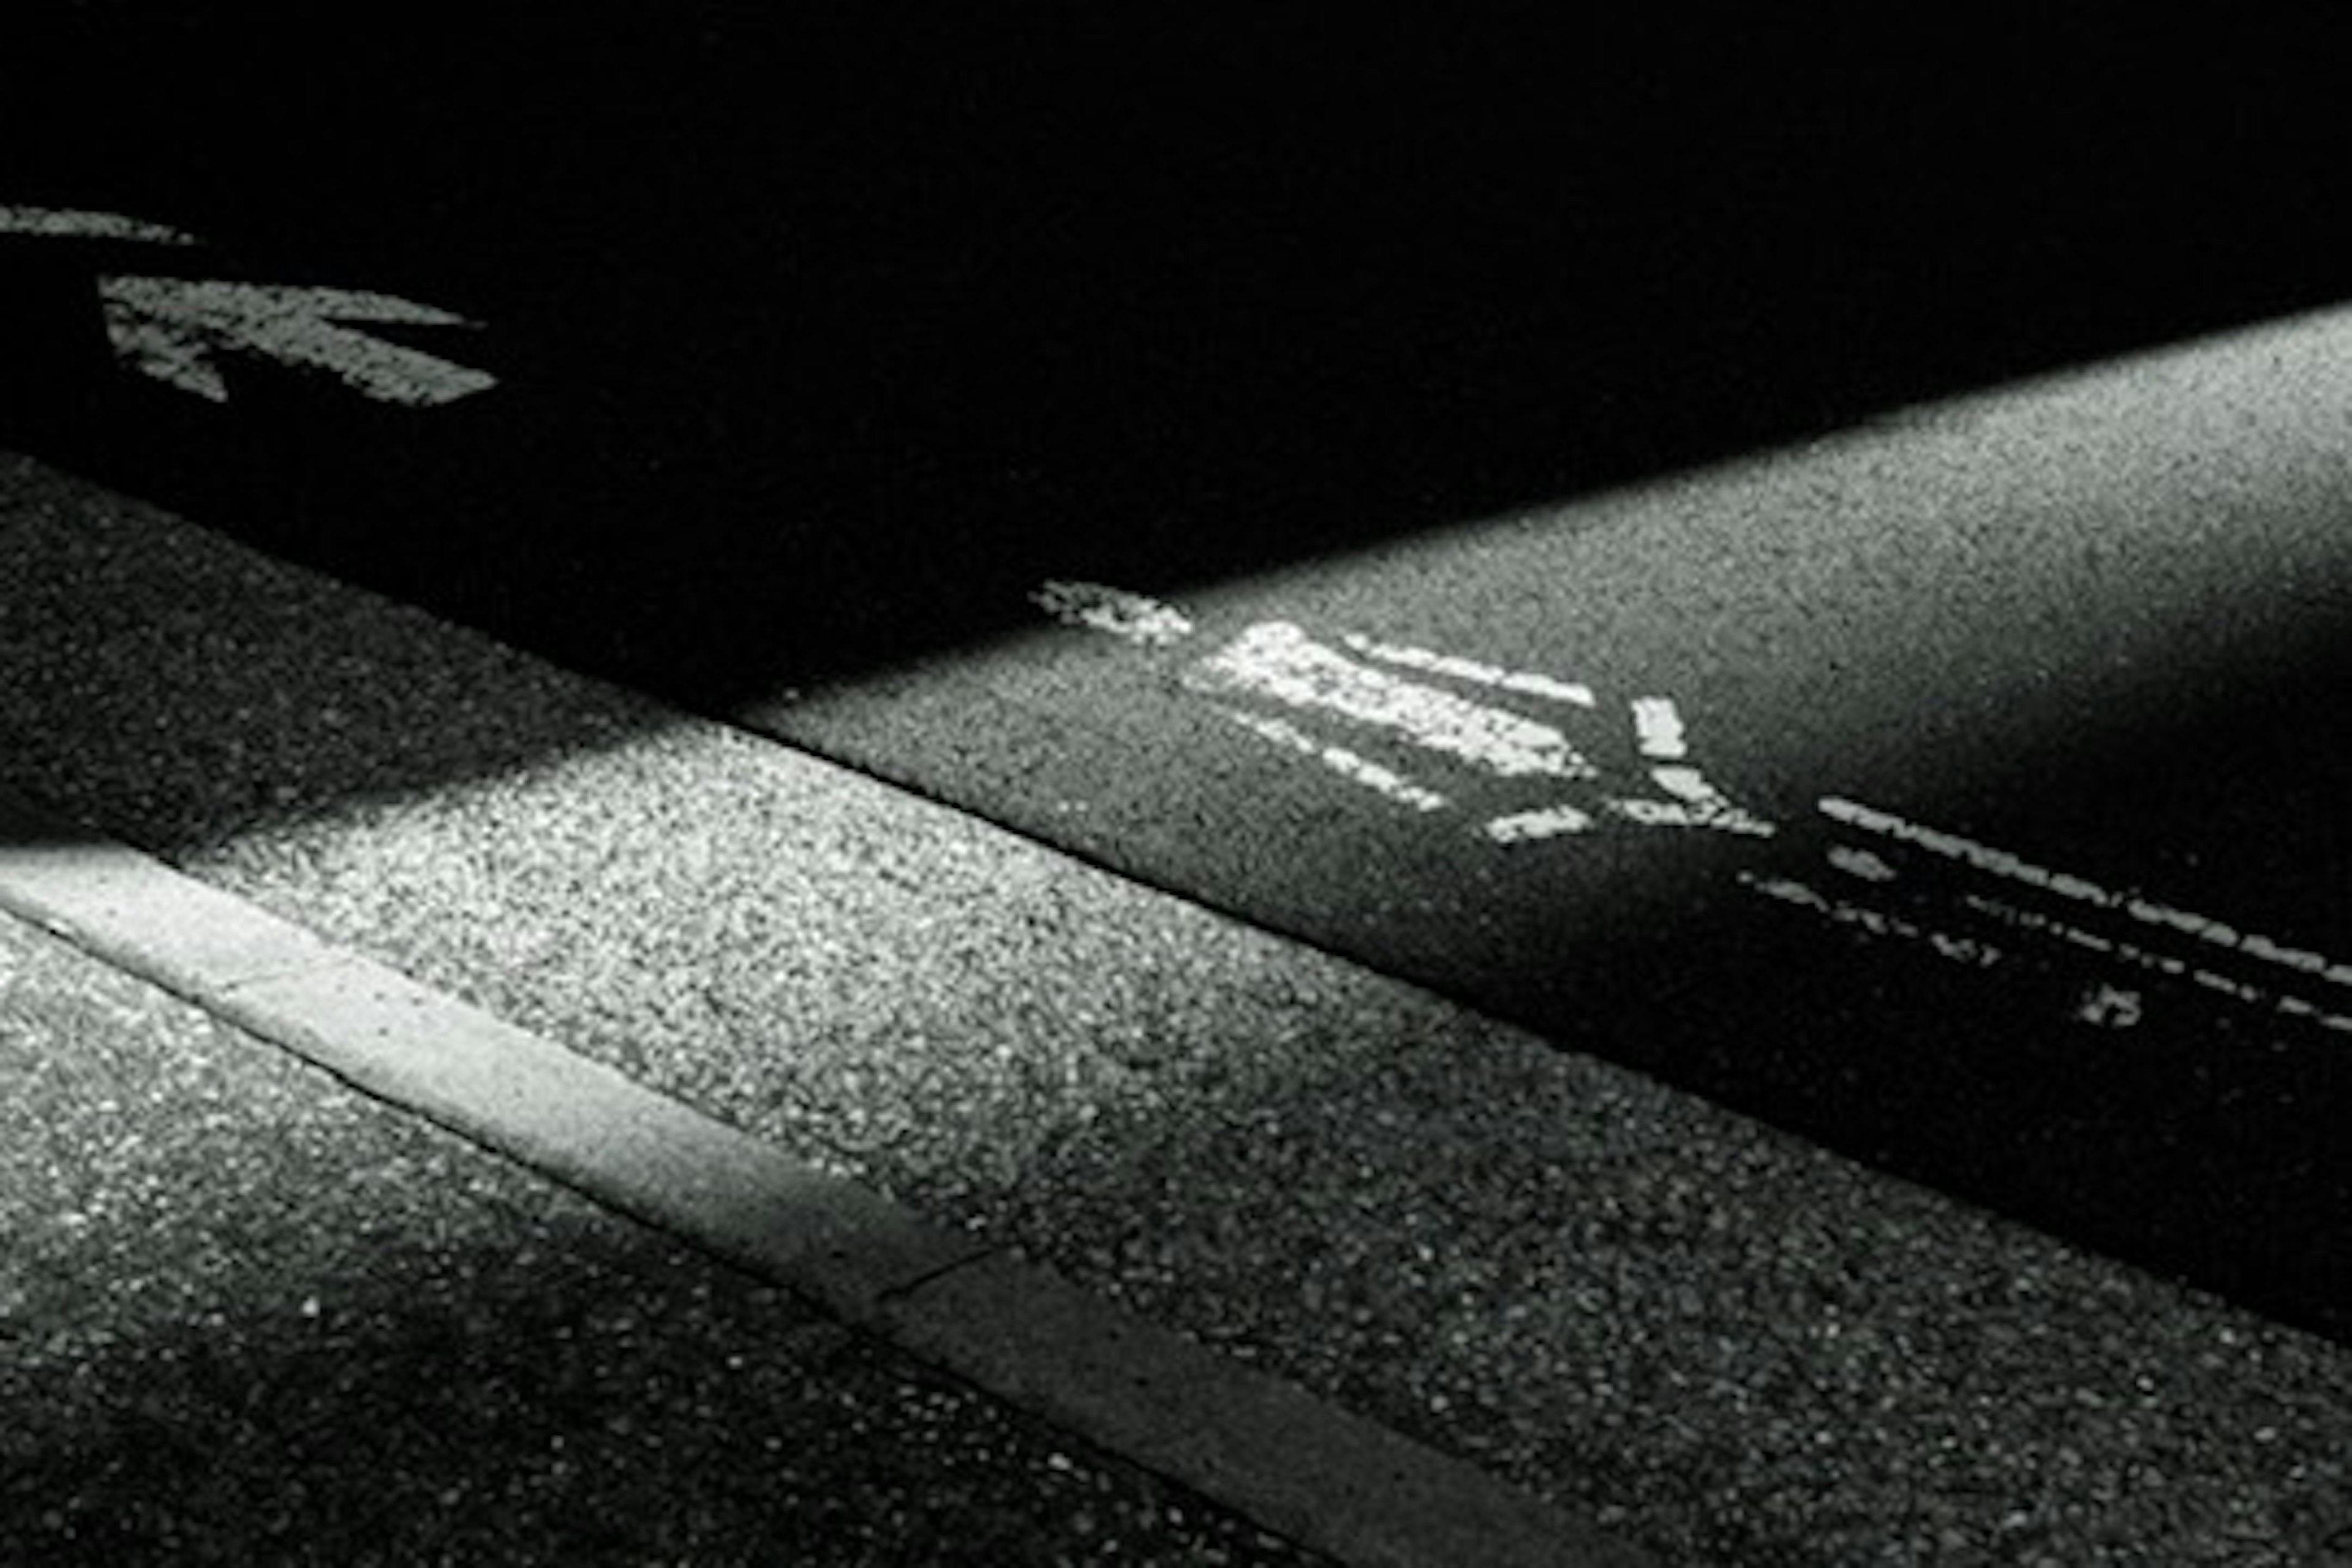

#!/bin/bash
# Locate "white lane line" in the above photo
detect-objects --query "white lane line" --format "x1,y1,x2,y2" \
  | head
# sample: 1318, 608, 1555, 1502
1737, 873, 2005, 968
1826, 845, 1900, 883
1219, 707, 1452, 813
1340, 633, 1598, 707
1820, 797, 2352, 993
1484, 804, 1597, 843
1191, 622, 1600, 782
96, 277, 496, 406
1962, 894, 2352, 1035
0, 205, 202, 246
1747, 852, 2352, 1035
1031, 581, 1196, 647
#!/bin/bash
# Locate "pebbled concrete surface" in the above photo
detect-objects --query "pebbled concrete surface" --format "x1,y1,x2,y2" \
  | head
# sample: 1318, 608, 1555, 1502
0, 902, 1326, 1565
0, 786, 1626, 1568
7, 451, 2352, 1563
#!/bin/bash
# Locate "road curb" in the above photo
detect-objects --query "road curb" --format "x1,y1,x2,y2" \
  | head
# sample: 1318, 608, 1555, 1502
0, 782, 1655, 1568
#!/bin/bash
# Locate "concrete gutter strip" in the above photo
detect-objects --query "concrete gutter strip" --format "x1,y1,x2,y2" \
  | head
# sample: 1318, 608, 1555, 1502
214, 955, 984, 1313
0, 782, 1654, 1568
0, 789, 972, 1306
884, 1252, 1653, 1568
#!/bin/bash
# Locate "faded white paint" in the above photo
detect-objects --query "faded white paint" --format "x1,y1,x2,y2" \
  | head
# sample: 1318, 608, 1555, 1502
0, 206, 200, 247
1036, 591, 1775, 845
1822, 797, 2352, 994
1611, 766, 1777, 837
1219, 709, 1450, 813
1739, 872, 2005, 968
1965, 893, 2180, 972
1827, 845, 1900, 883
2073, 982, 2145, 1030
1630, 698, 1688, 760
96, 276, 495, 405
1031, 581, 1196, 647
1340, 633, 1596, 707
1963, 893, 2352, 1035
1483, 804, 1597, 843
1190, 622, 1600, 781
1754, 812, 2352, 1036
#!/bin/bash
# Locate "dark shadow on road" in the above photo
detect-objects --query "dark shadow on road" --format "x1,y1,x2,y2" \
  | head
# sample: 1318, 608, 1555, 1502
5, 15, 2346, 697
4, 13, 2350, 1356
1, 1200, 1321, 1564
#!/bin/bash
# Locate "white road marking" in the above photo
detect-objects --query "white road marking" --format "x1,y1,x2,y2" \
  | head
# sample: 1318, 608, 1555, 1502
1738, 872, 2005, 968
1820, 797, 2352, 993
1630, 698, 1688, 760
1609, 766, 1777, 837
1189, 622, 1601, 782
1032, 582, 2345, 1039
1219, 709, 1450, 813
2073, 982, 2144, 1030
1031, 581, 1196, 647
1038, 592, 1776, 842
1827, 845, 1900, 883
1754, 808, 2352, 1035
1484, 804, 1597, 843
1965, 894, 2187, 974
96, 276, 496, 406
1340, 633, 1597, 707
1962, 893, 2352, 1035
0, 206, 202, 247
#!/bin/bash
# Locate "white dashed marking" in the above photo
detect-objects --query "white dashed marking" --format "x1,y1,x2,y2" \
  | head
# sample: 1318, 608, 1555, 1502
1484, 804, 1598, 843
1822, 797, 2352, 995
1340, 633, 1597, 707
1737, 872, 2005, 968
1219, 709, 1450, 813
1962, 893, 2352, 1034
1826, 845, 1900, 883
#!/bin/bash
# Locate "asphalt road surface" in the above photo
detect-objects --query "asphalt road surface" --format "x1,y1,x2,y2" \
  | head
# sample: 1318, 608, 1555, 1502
7, 15, 2350, 1343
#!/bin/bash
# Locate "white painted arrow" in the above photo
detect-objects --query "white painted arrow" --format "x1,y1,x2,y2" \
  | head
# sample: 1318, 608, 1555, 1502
95, 275, 495, 406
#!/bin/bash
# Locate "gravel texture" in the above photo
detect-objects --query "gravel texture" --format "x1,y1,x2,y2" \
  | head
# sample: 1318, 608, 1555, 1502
7, 451, 2352, 1563
0, 903, 1325, 1565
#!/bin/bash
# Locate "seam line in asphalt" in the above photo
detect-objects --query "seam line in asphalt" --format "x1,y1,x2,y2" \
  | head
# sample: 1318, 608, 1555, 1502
0, 781, 1656, 1568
